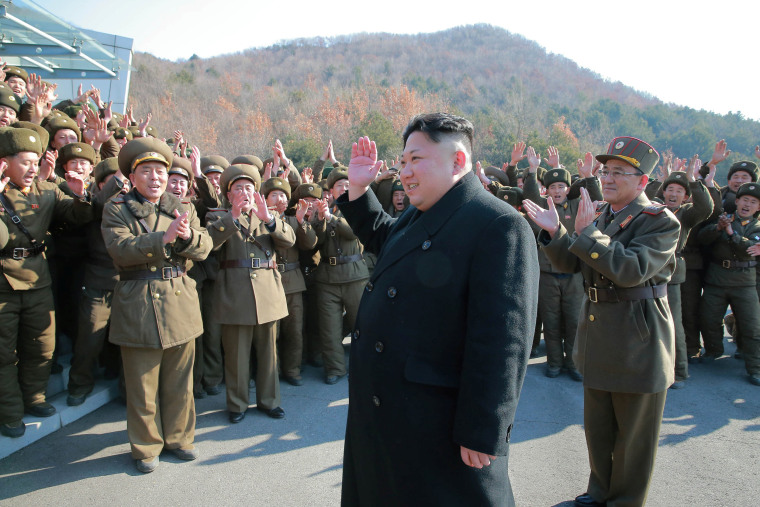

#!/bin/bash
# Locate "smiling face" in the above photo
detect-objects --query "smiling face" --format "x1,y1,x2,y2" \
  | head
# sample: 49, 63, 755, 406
735, 195, 760, 219
663, 182, 688, 209
399, 131, 468, 212
206, 172, 222, 194
599, 159, 648, 210
330, 178, 350, 200
0, 105, 17, 127
167, 174, 189, 199
129, 161, 168, 203
52, 129, 79, 150
266, 189, 289, 214
3, 151, 40, 188
64, 157, 93, 181
6, 76, 26, 98
728, 170, 753, 193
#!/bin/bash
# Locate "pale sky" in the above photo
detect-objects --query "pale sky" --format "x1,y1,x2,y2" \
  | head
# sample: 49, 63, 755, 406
34, 0, 760, 121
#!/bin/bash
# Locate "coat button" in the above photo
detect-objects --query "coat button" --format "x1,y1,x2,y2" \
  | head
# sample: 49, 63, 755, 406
150, 266, 157, 272
175, 290, 181, 296
153, 293, 160, 299
366, 282, 373, 292
372, 396, 381, 407
249, 253, 255, 258
251, 273, 257, 279
219, 226, 225, 232
422, 240, 431, 250
589, 314, 595, 322
146, 252, 153, 258
590, 252, 599, 259
375, 341, 384, 353
387, 287, 397, 298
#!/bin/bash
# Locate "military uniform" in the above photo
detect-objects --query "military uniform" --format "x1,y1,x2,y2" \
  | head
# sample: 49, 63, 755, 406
101, 138, 211, 466
539, 137, 679, 506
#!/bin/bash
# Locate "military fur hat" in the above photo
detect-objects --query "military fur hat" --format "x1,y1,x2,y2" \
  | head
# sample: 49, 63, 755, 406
4, 66, 28, 83
220, 163, 262, 193
391, 179, 404, 193
543, 167, 571, 187
59, 142, 96, 165
113, 127, 133, 141
62, 105, 83, 120
736, 182, 760, 201
484, 166, 509, 186
0, 127, 43, 158
662, 171, 691, 196
231, 154, 263, 170
12, 121, 49, 148
127, 125, 141, 138
145, 125, 159, 138
0, 87, 21, 114
293, 182, 323, 200
117, 137, 173, 178
326, 167, 348, 189
727, 161, 759, 183
496, 186, 523, 208
597, 136, 660, 175
261, 177, 291, 200
169, 156, 192, 180
45, 116, 82, 144
93, 157, 120, 185
201, 155, 229, 175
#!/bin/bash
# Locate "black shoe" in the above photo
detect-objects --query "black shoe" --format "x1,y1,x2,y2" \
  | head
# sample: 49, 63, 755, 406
544, 367, 561, 378
749, 375, 760, 386
669, 380, 686, 390
574, 493, 605, 506
167, 446, 199, 461
0, 420, 25, 438
734, 350, 743, 360
135, 456, 159, 473
567, 368, 583, 382
51, 362, 63, 374
529, 348, 539, 358
193, 390, 207, 399
283, 376, 303, 386
257, 406, 285, 419
325, 374, 345, 385
26, 402, 56, 417
204, 385, 223, 396
229, 411, 246, 424
67, 393, 87, 406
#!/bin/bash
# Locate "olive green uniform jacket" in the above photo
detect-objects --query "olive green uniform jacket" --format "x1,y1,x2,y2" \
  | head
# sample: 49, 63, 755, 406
101, 190, 212, 349
313, 209, 369, 284
279, 213, 319, 294
540, 192, 680, 393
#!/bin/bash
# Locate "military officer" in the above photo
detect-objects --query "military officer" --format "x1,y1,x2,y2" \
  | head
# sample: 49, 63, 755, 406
3, 66, 28, 99
101, 137, 211, 472
205, 164, 295, 423
525, 136, 680, 507
0, 128, 93, 438
0, 85, 21, 128
200, 155, 229, 197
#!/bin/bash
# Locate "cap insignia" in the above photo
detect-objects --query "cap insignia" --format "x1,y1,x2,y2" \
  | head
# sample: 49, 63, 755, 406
614, 141, 625, 150
74, 147, 82, 152
28, 135, 36, 142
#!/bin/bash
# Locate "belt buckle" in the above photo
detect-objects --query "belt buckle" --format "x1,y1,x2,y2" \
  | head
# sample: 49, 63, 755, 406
722, 260, 731, 269
329, 257, 337, 266
588, 287, 598, 303
277, 263, 285, 272
162, 266, 174, 279
251, 258, 260, 269
12, 247, 25, 260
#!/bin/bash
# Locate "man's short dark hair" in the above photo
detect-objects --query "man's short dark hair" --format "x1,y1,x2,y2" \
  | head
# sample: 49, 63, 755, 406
402, 113, 474, 154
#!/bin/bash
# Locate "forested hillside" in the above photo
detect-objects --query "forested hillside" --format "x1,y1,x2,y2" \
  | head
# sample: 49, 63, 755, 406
128, 24, 760, 180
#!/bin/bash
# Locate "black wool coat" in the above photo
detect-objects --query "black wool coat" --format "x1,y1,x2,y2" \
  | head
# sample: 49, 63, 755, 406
337, 171, 539, 507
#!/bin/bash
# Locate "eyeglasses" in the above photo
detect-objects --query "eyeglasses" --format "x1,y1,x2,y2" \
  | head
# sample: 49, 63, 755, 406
598, 169, 641, 179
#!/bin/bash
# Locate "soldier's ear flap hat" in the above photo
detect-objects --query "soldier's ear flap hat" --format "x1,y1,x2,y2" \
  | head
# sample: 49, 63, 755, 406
293, 182, 323, 201
391, 179, 404, 193
12, 121, 49, 148
117, 137, 173, 178
94, 157, 120, 185
736, 182, 760, 202
727, 161, 759, 183
543, 168, 571, 187
484, 166, 510, 185
496, 186, 524, 208
45, 116, 82, 144
326, 167, 348, 189
0, 86, 21, 114
596, 137, 660, 176
221, 164, 262, 194
4, 66, 29, 83
662, 171, 691, 196
59, 142, 96, 166
261, 176, 291, 200
0, 127, 43, 158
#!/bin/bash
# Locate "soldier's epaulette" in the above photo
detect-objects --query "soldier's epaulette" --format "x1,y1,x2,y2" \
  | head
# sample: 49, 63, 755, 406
181, 198, 193, 205
112, 196, 125, 204
207, 208, 228, 212
642, 203, 666, 215
595, 201, 607, 210
593, 201, 607, 221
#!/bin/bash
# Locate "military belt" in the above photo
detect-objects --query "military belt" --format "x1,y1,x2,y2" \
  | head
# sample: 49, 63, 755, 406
220, 258, 277, 270
277, 261, 301, 272
585, 283, 667, 303
327, 253, 363, 266
0, 243, 46, 259
713, 259, 757, 269
119, 266, 186, 280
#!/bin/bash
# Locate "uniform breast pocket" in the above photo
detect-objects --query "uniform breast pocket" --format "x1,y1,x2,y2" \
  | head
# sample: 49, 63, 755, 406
403, 355, 461, 389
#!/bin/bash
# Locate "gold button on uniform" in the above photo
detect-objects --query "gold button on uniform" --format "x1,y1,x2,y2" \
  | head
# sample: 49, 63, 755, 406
147, 252, 153, 258
153, 293, 160, 299
250, 273, 257, 279
249, 253, 255, 258
175, 290, 181, 296
219, 226, 225, 232
590, 252, 599, 259
589, 315, 595, 322
150, 266, 157, 272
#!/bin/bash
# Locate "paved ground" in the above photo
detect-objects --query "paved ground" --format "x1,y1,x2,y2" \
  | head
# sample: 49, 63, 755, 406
1, 339, 758, 506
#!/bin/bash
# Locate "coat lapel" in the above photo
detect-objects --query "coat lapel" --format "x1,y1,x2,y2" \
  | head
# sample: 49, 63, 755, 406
601, 192, 650, 237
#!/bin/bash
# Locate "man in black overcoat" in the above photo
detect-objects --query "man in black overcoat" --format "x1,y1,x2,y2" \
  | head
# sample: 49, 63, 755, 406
336, 113, 539, 506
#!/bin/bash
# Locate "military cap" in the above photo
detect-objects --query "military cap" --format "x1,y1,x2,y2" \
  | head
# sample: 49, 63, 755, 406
4, 66, 28, 83
113, 127, 133, 141
45, 116, 82, 143
59, 142, 96, 165
0, 127, 43, 158
736, 182, 760, 201
496, 186, 524, 208
201, 155, 229, 175
391, 179, 404, 193
145, 125, 159, 138
261, 177, 291, 200
543, 167, 571, 187
596, 136, 660, 175
127, 125, 142, 138
93, 157, 120, 185
293, 182, 323, 200
231, 154, 263, 170
484, 166, 510, 186
169, 156, 192, 180
62, 105, 83, 120
326, 167, 348, 189
12, 121, 49, 148
117, 137, 173, 178
662, 171, 691, 196
0, 87, 21, 114
727, 161, 759, 183
220, 163, 262, 193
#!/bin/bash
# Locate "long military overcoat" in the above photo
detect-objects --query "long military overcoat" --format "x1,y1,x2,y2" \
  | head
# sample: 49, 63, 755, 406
337, 171, 539, 506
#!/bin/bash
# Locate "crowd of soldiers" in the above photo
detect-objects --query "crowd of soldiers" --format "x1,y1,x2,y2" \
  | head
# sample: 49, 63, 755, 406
0, 64, 758, 475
